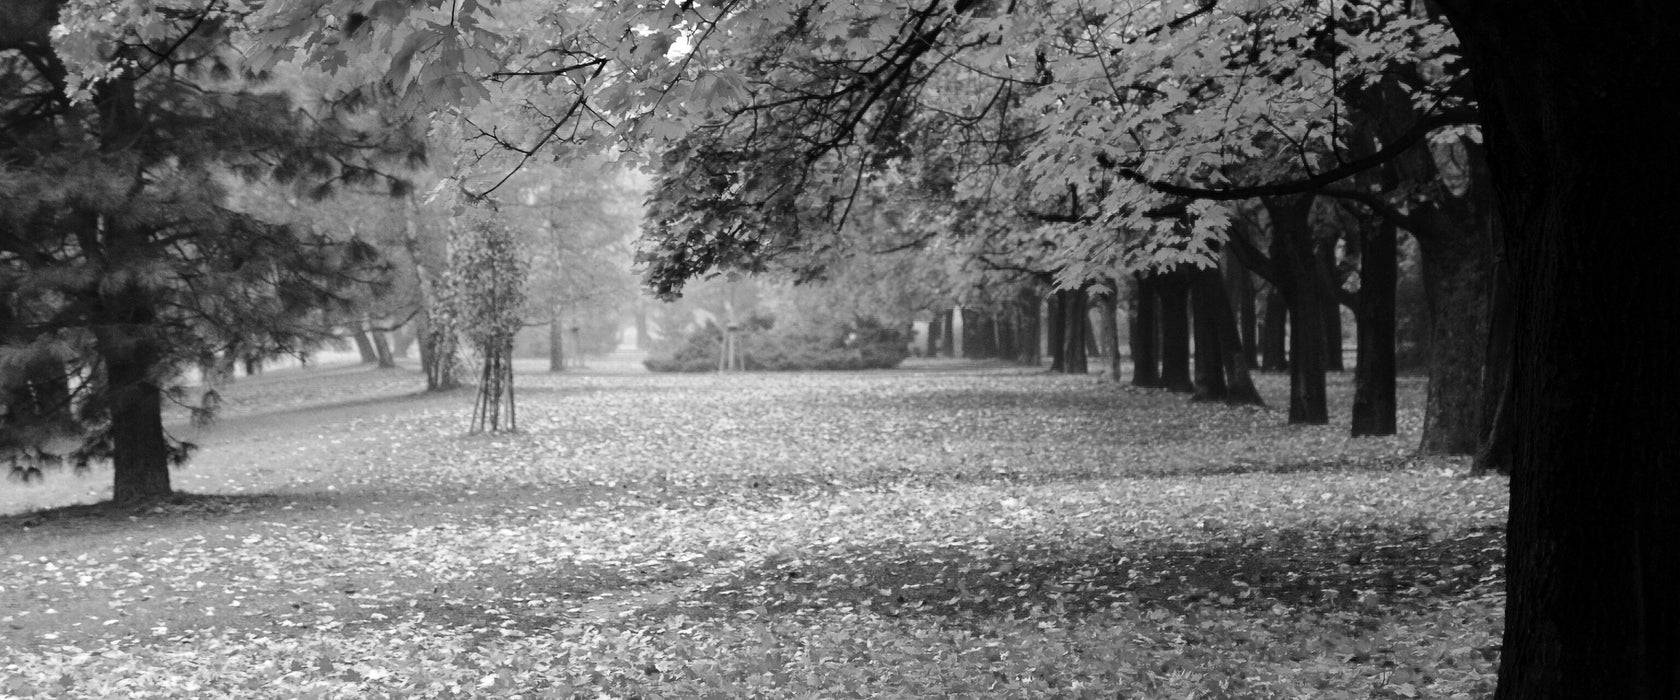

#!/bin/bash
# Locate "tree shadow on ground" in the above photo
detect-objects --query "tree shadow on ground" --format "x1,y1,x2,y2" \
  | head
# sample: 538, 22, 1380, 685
637, 522, 1504, 624
0, 492, 325, 534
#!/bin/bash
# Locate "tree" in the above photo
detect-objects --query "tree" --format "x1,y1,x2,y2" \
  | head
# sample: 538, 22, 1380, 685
1436, 3, 1680, 697
2, 2, 403, 503
450, 207, 525, 433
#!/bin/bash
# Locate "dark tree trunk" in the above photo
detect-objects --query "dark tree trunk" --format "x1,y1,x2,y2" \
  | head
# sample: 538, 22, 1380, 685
1156, 269, 1193, 392
1259, 286, 1288, 371
1130, 273, 1161, 387
353, 331, 378, 364
926, 313, 943, 358
1060, 289, 1089, 374
1442, 5, 1680, 698
1317, 239, 1346, 371
1191, 268, 1229, 401
1474, 237, 1515, 475
1265, 195, 1328, 424
1415, 224, 1490, 455
1192, 266, 1264, 406
1082, 305, 1100, 357
1351, 216, 1398, 437
106, 355, 171, 504
1225, 252, 1260, 369
1046, 294, 1066, 372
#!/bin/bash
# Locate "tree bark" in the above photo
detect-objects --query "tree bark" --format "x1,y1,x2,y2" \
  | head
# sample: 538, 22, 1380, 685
1264, 195, 1328, 424
371, 329, 396, 368
1351, 216, 1398, 437
1193, 265, 1264, 406
1059, 288, 1089, 374
1415, 224, 1490, 454
1259, 286, 1288, 371
105, 354, 172, 504
1015, 287, 1042, 366
352, 331, 378, 364
1191, 268, 1229, 401
1102, 286, 1122, 381
1225, 251, 1260, 369
1317, 239, 1346, 371
1130, 273, 1161, 386
1156, 269, 1193, 392
1046, 294, 1066, 372
549, 312, 565, 372
1442, 4, 1680, 697
926, 313, 943, 358
942, 308, 957, 357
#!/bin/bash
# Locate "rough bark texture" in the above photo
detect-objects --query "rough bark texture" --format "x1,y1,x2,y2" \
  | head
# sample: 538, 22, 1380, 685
1415, 227, 1489, 454
1130, 274, 1161, 386
1442, 3, 1680, 698
1156, 269, 1193, 392
1264, 195, 1328, 424
1351, 217, 1398, 437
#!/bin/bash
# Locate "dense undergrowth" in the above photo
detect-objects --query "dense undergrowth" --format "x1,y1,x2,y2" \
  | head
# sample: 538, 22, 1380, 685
0, 361, 1504, 698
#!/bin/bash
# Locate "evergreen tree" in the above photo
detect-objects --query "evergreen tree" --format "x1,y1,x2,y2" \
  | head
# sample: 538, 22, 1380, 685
0, 2, 415, 503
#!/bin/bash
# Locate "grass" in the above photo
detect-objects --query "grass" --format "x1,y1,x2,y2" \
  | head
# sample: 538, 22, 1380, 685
0, 357, 1505, 699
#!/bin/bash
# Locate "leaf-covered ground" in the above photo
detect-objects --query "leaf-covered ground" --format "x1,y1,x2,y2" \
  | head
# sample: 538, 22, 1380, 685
1, 358, 1506, 699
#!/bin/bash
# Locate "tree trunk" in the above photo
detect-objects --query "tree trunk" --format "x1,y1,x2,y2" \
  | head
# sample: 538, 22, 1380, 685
1415, 224, 1490, 454
1016, 287, 1042, 366
1046, 294, 1066, 372
1318, 239, 1346, 371
1225, 251, 1259, 369
1191, 268, 1229, 401
106, 355, 171, 504
549, 313, 566, 372
926, 313, 943, 358
1351, 216, 1398, 437
1474, 236, 1515, 475
1059, 289, 1089, 374
1442, 5, 1680, 698
371, 330, 396, 368
1259, 286, 1288, 371
1193, 265, 1264, 406
353, 331, 378, 364
1265, 195, 1328, 424
1102, 287, 1122, 381
942, 308, 957, 357
1130, 273, 1161, 387
1157, 269, 1193, 392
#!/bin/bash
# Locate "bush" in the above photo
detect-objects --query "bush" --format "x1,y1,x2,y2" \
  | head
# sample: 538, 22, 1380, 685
645, 317, 908, 372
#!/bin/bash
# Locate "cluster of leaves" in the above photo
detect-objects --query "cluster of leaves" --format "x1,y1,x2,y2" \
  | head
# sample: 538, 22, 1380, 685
2, 363, 1501, 698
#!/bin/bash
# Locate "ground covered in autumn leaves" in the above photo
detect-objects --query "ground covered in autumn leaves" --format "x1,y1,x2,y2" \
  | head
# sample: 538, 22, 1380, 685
1, 358, 1505, 699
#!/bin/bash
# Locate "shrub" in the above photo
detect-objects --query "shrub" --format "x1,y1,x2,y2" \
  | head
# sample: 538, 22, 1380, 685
645, 317, 908, 372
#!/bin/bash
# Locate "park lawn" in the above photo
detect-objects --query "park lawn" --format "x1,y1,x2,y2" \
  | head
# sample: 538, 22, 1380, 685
1, 360, 1505, 699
